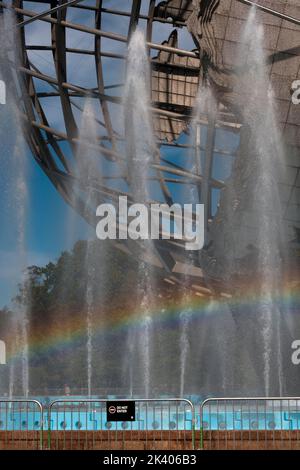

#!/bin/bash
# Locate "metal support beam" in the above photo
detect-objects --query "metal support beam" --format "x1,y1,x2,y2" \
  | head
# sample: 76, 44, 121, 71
22, 113, 224, 188
201, 104, 217, 226
6, 4, 199, 58
17, 0, 86, 27
128, 0, 142, 37
72, 1, 300, 28
236, 0, 300, 27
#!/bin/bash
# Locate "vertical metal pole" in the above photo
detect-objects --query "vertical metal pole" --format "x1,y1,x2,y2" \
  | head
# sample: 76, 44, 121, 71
195, 123, 202, 200
272, 400, 275, 449
256, 400, 259, 449
209, 402, 212, 450
201, 105, 216, 237
40, 403, 43, 450
233, 400, 236, 450
191, 403, 195, 450
288, 399, 291, 449
47, 402, 51, 450
128, 0, 142, 38
297, 400, 299, 449
280, 399, 283, 449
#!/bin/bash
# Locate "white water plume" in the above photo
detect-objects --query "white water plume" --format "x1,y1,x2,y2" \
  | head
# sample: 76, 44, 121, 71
0, 6, 30, 397
235, 6, 286, 395
123, 29, 156, 397
76, 98, 102, 398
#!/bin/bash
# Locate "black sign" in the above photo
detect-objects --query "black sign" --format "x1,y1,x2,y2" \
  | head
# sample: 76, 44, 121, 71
106, 401, 135, 422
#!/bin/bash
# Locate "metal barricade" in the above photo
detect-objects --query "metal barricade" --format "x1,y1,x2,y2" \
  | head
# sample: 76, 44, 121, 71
0, 399, 43, 450
48, 398, 195, 450
200, 397, 300, 450
4, 396, 300, 450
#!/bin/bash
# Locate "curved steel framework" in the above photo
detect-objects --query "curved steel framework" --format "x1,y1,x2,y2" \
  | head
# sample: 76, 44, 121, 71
1, 0, 300, 296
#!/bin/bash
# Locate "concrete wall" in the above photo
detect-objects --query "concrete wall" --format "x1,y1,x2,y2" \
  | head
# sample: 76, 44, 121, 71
1, 430, 300, 450
202, 430, 300, 450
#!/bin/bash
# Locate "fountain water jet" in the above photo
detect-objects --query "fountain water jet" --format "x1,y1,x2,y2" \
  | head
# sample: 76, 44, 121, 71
76, 98, 103, 397
178, 85, 218, 397
201, 6, 287, 395
123, 29, 156, 397
237, 6, 286, 395
179, 305, 190, 397
0, 6, 30, 397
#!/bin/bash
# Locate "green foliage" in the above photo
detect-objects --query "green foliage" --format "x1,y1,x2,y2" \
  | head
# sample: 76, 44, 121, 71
10, 239, 184, 394
12, 239, 143, 390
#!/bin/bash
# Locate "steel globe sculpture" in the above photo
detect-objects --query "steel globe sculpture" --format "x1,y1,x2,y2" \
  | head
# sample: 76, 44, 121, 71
3, 0, 300, 296
0, 0, 299, 399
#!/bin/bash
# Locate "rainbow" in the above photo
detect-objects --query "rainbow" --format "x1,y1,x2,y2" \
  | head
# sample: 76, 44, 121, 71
4, 281, 300, 363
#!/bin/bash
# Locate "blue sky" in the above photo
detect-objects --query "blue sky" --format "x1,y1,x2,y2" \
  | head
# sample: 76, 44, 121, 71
0, 136, 92, 307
